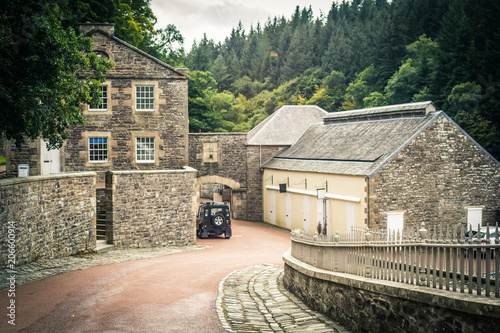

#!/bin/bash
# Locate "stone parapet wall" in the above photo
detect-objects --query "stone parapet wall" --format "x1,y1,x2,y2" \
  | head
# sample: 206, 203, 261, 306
283, 250, 499, 333
105, 167, 197, 247
0, 172, 97, 267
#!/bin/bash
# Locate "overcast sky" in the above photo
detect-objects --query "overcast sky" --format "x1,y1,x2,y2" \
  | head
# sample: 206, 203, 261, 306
151, 0, 335, 50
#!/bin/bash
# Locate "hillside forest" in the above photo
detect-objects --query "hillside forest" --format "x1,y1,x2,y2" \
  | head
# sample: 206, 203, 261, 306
185, 0, 500, 160
1, 0, 499, 160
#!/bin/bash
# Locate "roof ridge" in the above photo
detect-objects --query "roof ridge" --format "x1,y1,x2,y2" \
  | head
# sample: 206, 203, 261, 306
324, 101, 435, 124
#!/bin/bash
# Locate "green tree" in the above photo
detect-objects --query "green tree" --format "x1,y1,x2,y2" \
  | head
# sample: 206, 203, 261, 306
231, 76, 256, 99
447, 82, 500, 158
62, 0, 156, 49
342, 66, 378, 110
0, 0, 113, 149
211, 55, 231, 91
142, 24, 185, 67
363, 92, 387, 108
384, 62, 418, 104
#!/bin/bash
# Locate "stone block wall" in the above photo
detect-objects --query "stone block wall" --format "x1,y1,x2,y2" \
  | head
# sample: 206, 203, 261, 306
105, 168, 197, 247
5, 140, 40, 178
188, 133, 287, 221
0, 172, 97, 267
189, 133, 248, 187
283, 251, 499, 333
369, 115, 500, 231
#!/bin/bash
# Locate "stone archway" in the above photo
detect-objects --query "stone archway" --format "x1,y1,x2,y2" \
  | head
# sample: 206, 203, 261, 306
196, 176, 246, 219
196, 175, 241, 190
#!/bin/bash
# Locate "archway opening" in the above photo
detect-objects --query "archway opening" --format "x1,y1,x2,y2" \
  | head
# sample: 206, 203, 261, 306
196, 176, 242, 218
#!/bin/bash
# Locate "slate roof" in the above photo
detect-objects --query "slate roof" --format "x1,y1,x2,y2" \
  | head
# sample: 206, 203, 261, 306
246, 105, 327, 145
263, 102, 443, 177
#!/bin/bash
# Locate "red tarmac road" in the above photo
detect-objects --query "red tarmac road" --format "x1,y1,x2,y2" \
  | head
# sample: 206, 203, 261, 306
1, 219, 290, 332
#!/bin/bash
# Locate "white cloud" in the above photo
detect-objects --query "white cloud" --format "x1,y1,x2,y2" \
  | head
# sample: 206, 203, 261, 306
151, 0, 335, 49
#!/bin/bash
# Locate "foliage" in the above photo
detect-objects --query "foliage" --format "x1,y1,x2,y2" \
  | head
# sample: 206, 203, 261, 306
183, 0, 500, 159
62, 0, 157, 49
3, 0, 499, 159
61, 0, 185, 67
142, 25, 185, 67
0, 0, 113, 149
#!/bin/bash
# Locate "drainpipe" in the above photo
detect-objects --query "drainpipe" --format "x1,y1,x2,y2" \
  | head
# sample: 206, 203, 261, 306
259, 145, 262, 166
366, 176, 370, 228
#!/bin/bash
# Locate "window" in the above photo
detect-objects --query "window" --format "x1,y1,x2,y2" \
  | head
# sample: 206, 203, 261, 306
136, 86, 154, 111
94, 51, 109, 59
89, 85, 108, 110
89, 137, 108, 162
136, 137, 155, 162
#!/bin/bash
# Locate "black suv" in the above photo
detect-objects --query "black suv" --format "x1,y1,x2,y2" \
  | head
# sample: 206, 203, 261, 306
196, 202, 232, 239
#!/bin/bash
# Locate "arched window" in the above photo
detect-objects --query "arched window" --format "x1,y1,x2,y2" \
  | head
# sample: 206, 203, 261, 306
94, 51, 109, 59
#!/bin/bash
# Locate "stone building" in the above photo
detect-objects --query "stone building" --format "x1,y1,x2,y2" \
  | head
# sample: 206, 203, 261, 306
262, 101, 500, 235
5, 23, 189, 181
189, 105, 327, 221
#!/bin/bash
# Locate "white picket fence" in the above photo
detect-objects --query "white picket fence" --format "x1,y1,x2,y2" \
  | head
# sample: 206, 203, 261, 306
291, 223, 500, 298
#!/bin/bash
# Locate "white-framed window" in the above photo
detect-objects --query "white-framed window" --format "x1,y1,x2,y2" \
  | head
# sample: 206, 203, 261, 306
89, 85, 108, 111
135, 86, 155, 111
136, 137, 155, 162
89, 137, 108, 162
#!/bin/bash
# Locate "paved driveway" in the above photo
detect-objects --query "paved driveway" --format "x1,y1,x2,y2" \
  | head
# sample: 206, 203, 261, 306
1, 219, 291, 332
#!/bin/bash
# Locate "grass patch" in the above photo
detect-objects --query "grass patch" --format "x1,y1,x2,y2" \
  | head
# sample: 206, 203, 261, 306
0, 157, 5, 165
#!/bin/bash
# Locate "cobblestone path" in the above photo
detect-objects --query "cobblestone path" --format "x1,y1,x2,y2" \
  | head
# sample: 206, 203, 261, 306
217, 264, 348, 333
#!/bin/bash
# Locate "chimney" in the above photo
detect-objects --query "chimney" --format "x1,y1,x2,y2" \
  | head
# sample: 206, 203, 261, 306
79, 22, 115, 36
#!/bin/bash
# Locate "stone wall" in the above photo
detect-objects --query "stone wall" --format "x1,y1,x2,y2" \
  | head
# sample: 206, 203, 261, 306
188, 133, 286, 221
5, 140, 40, 178
189, 133, 248, 187
283, 251, 499, 333
189, 133, 249, 219
369, 115, 500, 231
0, 172, 97, 267
105, 168, 197, 247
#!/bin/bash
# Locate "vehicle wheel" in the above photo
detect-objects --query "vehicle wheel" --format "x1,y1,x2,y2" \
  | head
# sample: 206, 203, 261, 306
211, 213, 226, 228
225, 232, 231, 239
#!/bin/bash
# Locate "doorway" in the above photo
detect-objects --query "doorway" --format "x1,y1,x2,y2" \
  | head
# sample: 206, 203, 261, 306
40, 139, 60, 175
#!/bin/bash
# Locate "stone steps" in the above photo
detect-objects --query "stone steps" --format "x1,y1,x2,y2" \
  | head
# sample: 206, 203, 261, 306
96, 239, 114, 253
